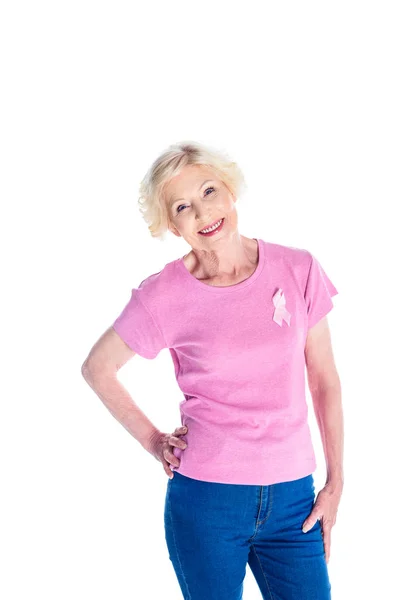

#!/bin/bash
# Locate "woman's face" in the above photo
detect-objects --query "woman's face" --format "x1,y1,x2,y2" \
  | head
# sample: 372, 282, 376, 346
163, 164, 238, 247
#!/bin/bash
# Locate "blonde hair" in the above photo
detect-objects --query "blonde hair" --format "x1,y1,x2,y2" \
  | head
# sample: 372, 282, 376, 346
138, 140, 246, 240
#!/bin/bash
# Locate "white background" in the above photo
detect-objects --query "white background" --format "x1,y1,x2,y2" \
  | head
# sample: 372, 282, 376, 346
1, 1, 399, 598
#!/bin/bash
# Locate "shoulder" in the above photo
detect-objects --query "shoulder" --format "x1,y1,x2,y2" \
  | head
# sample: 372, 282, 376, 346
133, 259, 178, 308
262, 239, 312, 274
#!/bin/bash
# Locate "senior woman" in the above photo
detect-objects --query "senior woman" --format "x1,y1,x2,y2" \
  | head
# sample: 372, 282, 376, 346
81, 141, 344, 600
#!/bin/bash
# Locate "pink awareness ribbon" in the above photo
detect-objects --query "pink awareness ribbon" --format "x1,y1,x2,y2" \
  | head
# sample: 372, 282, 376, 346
272, 288, 291, 327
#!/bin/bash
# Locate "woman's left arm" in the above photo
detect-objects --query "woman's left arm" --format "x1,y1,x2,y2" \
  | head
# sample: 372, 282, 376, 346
301, 316, 344, 564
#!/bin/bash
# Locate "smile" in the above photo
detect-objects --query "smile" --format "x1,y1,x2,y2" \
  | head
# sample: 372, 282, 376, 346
198, 218, 225, 235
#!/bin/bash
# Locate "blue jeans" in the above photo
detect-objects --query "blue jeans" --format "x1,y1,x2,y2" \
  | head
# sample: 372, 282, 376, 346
164, 471, 331, 599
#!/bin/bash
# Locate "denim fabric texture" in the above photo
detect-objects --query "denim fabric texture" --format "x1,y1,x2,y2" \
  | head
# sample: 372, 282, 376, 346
164, 471, 331, 600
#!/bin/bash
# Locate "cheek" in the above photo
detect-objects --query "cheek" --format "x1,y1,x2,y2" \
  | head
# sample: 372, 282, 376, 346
226, 204, 238, 220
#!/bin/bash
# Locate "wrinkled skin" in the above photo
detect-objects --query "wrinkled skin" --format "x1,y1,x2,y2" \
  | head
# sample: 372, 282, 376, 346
147, 426, 188, 478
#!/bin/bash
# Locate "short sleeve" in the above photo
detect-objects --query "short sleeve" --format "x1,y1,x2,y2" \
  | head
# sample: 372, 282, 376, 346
304, 253, 339, 330
112, 288, 167, 359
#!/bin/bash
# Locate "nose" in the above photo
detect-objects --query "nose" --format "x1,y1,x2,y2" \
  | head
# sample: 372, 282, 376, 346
193, 198, 214, 226
195, 207, 213, 222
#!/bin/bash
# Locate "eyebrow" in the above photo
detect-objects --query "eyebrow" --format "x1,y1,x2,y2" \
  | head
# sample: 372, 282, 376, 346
168, 180, 214, 208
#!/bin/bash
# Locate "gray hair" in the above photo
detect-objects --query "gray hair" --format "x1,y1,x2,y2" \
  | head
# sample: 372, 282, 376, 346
138, 140, 246, 240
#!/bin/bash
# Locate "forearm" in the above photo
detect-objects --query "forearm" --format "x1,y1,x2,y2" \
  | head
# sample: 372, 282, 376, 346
311, 385, 344, 488
81, 368, 159, 452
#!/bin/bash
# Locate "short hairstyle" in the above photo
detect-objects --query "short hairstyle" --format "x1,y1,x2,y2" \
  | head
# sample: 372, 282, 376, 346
138, 140, 246, 240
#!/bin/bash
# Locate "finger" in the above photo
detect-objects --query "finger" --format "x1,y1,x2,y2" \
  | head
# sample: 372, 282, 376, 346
169, 435, 188, 449
175, 426, 188, 433
164, 448, 180, 467
324, 540, 330, 563
161, 457, 175, 479
323, 528, 331, 564
302, 512, 319, 533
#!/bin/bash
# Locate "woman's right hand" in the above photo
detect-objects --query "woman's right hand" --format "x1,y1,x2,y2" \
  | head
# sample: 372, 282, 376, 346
147, 426, 188, 479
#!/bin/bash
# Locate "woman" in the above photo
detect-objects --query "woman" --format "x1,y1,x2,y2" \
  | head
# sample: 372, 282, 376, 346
82, 141, 344, 600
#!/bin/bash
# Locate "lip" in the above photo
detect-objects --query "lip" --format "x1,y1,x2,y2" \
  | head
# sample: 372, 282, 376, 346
198, 218, 224, 233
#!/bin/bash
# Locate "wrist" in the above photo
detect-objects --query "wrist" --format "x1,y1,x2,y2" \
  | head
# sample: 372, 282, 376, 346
142, 427, 163, 454
325, 475, 344, 492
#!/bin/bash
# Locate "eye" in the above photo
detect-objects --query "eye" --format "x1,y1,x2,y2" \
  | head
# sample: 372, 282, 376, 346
176, 187, 215, 214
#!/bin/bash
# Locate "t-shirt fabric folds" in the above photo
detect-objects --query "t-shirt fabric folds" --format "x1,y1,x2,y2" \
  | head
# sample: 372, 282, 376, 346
112, 239, 338, 485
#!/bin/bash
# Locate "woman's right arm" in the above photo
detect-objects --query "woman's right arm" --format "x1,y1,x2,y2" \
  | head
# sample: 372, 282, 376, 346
81, 327, 188, 477
81, 326, 159, 452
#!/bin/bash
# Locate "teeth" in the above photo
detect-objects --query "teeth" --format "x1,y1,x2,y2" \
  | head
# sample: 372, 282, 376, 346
200, 219, 223, 233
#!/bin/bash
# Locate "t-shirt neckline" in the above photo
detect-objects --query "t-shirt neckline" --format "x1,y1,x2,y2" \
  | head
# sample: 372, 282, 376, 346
176, 238, 265, 293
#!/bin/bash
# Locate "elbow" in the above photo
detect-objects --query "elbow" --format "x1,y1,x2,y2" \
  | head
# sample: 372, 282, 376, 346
81, 362, 92, 380
81, 361, 117, 382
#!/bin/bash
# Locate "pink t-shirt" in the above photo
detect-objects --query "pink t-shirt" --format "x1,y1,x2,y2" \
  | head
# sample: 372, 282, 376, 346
112, 239, 338, 485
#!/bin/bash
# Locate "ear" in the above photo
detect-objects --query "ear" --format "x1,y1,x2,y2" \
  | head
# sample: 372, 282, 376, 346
164, 203, 181, 238
166, 218, 181, 238
227, 186, 237, 204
